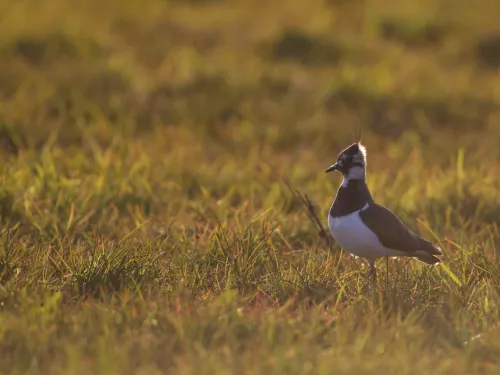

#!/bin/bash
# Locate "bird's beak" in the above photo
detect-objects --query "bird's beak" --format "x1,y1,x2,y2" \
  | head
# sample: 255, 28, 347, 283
325, 162, 339, 173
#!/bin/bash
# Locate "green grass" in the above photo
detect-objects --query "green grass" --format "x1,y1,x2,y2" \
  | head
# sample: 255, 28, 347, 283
1, 0, 500, 373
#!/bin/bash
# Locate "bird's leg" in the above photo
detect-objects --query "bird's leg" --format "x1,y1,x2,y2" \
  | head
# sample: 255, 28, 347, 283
367, 260, 377, 282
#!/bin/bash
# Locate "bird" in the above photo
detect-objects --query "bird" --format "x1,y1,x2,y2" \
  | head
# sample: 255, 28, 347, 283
325, 141, 442, 279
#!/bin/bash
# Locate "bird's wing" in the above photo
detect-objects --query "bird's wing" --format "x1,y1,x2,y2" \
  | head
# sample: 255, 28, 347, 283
359, 203, 441, 254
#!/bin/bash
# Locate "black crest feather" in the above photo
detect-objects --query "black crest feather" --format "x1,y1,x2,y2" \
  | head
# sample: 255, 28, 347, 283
353, 124, 363, 145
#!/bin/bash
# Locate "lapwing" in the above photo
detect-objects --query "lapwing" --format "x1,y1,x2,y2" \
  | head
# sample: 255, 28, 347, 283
325, 141, 442, 278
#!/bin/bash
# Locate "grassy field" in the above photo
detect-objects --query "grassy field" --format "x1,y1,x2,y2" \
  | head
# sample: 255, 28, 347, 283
1, 0, 500, 373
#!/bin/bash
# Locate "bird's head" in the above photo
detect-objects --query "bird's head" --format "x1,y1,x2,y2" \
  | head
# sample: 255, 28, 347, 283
325, 142, 367, 180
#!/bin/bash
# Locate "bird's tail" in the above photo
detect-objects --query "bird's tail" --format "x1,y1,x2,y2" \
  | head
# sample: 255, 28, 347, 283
414, 241, 443, 265
414, 251, 441, 265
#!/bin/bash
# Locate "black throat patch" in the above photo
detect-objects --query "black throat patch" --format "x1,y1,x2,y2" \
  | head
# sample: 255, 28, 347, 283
329, 179, 374, 217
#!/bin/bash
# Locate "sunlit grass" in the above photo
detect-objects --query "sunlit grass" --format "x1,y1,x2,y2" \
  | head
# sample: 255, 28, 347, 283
0, 0, 500, 373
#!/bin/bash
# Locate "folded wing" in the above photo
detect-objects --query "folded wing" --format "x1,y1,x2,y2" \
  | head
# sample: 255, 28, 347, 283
359, 203, 442, 264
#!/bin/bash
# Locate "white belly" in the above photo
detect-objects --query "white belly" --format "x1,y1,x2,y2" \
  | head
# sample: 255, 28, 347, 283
328, 209, 405, 260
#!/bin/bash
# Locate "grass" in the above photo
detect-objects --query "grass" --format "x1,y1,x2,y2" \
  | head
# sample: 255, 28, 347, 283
0, 0, 500, 373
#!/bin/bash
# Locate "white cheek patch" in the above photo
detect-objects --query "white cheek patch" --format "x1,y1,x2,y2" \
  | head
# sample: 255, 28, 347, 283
347, 166, 365, 180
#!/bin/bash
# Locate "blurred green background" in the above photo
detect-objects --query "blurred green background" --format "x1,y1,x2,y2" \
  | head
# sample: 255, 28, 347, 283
2, 0, 500, 152
1, 0, 500, 374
